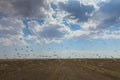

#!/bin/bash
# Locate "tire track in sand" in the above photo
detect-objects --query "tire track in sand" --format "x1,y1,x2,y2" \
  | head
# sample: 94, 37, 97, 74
47, 61, 65, 80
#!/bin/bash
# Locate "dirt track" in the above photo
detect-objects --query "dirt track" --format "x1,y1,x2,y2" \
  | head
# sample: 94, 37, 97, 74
0, 59, 120, 80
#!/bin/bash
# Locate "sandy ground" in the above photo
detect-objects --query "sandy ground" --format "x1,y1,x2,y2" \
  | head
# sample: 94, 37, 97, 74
0, 59, 120, 80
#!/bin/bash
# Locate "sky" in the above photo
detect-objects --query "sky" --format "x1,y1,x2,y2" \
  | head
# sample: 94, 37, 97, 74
0, 0, 120, 59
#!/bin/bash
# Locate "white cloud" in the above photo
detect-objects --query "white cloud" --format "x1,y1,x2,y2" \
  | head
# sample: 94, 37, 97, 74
1, 0, 120, 46
82, 20, 99, 29
92, 30, 120, 39
27, 20, 71, 43
67, 0, 120, 40
0, 18, 27, 46
25, 35, 37, 40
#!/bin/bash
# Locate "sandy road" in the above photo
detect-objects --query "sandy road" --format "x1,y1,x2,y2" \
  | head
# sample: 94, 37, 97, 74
46, 60, 116, 80
47, 61, 65, 80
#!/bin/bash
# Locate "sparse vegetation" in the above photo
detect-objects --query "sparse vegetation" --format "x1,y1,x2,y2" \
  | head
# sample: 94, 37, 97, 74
0, 59, 120, 80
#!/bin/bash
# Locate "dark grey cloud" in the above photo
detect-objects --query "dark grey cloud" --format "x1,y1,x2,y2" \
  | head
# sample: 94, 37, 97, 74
59, 0, 95, 22
0, 0, 50, 19
12, 0, 49, 19
39, 24, 67, 39
100, 0, 120, 16
95, 0, 120, 30
27, 20, 70, 42
97, 17, 119, 30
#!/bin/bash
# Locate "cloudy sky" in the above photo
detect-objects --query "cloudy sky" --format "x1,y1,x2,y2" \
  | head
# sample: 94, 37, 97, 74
0, 0, 120, 59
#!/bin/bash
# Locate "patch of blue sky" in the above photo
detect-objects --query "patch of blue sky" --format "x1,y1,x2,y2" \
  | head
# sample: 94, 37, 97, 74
34, 39, 120, 55
23, 19, 44, 37
69, 24, 81, 30
62, 20, 69, 26
110, 23, 120, 31
23, 20, 32, 37
37, 19, 44, 25
62, 20, 81, 31
60, 39, 120, 51
51, 3, 57, 11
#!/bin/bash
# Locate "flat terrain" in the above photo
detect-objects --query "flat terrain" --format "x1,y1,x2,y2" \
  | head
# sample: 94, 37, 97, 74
0, 59, 120, 80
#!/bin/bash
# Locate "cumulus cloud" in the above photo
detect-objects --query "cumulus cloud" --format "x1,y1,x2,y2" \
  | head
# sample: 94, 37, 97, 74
83, 0, 120, 30
0, 0, 51, 19
0, 18, 24, 36
0, 18, 27, 46
0, 0, 120, 46
58, 0, 95, 22
27, 20, 71, 43
43, 0, 120, 40
72, 0, 120, 40
96, 0, 120, 29
25, 35, 37, 41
